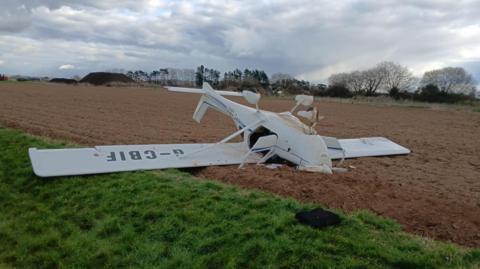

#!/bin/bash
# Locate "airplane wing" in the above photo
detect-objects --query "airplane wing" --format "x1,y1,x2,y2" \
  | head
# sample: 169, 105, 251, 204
29, 143, 260, 177
323, 137, 410, 159
166, 86, 243, 97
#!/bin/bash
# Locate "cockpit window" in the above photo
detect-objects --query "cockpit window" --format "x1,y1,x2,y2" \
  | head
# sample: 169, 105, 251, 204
248, 126, 276, 148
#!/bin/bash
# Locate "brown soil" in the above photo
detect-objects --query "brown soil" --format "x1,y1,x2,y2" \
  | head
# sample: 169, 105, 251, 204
1, 82, 479, 247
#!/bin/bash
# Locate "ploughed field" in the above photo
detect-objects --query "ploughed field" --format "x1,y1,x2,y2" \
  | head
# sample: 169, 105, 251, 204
1, 82, 479, 247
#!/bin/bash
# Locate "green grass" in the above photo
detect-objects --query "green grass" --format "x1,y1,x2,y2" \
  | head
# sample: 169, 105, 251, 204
0, 128, 479, 268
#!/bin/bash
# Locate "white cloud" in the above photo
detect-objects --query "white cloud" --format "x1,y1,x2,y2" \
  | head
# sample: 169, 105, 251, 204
0, 60, 4, 65
59, 64, 75, 70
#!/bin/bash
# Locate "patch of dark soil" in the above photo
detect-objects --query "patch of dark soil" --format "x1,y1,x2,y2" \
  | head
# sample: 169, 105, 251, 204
79, 72, 134, 85
49, 78, 78, 84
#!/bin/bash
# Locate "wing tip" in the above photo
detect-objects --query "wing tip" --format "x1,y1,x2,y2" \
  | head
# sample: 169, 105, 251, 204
28, 148, 50, 178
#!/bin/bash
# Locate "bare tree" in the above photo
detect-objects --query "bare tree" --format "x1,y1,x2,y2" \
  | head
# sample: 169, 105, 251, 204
328, 62, 418, 95
361, 66, 386, 96
328, 65, 386, 95
420, 67, 476, 94
328, 71, 369, 94
347, 70, 366, 94
377, 62, 417, 92
327, 72, 349, 87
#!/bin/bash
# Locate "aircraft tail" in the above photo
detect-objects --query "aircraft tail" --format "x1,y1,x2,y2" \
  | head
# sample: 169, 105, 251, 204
192, 83, 238, 123
166, 83, 241, 123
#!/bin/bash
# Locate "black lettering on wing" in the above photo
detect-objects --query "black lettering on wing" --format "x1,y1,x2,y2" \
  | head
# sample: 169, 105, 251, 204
145, 150, 157, 159
106, 152, 116, 162
129, 151, 142, 160
173, 149, 184, 155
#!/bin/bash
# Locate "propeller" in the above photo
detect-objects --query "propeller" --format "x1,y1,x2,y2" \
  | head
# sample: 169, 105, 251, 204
297, 106, 324, 128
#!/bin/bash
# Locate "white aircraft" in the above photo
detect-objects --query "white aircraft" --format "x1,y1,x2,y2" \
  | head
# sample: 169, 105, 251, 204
29, 83, 410, 177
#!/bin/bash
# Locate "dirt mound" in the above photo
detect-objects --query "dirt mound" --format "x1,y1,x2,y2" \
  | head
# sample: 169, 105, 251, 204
0, 83, 479, 247
49, 78, 77, 84
79, 72, 134, 85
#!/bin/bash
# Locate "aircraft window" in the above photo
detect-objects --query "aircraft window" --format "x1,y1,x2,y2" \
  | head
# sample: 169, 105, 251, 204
248, 126, 276, 148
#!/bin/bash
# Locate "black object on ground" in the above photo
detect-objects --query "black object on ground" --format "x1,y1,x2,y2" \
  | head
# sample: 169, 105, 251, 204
295, 208, 341, 228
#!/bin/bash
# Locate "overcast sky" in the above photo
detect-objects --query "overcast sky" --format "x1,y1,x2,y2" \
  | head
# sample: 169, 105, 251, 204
1, 0, 479, 83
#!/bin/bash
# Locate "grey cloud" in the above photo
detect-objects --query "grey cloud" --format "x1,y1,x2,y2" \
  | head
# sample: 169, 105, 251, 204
1, 0, 152, 11
0, 0, 479, 82
0, 0, 153, 33
0, 5, 32, 33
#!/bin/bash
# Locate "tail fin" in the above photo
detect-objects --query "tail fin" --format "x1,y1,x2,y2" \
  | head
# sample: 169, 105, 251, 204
193, 95, 209, 123
192, 83, 236, 123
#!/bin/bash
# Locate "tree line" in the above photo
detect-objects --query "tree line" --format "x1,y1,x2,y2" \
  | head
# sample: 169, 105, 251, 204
326, 62, 477, 103
125, 62, 477, 103
125, 66, 326, 96
126, 68, 196, 86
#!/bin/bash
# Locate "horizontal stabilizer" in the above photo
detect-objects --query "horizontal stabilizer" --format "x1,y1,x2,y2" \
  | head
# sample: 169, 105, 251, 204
29, 143, 260, 177
166, 86, 242, 96
326, 137, 410, 159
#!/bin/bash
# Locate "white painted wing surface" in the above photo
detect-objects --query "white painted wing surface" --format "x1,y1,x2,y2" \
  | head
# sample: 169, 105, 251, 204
29, 143, 260, 177
327, 137, 410, 159
166, 86, 243, 96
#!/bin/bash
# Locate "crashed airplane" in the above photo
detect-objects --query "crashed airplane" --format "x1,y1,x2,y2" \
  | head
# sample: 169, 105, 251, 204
29, 83, 410, 177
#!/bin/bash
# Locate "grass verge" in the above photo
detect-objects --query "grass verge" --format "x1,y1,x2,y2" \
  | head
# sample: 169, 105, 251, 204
0, 127, 479, 268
